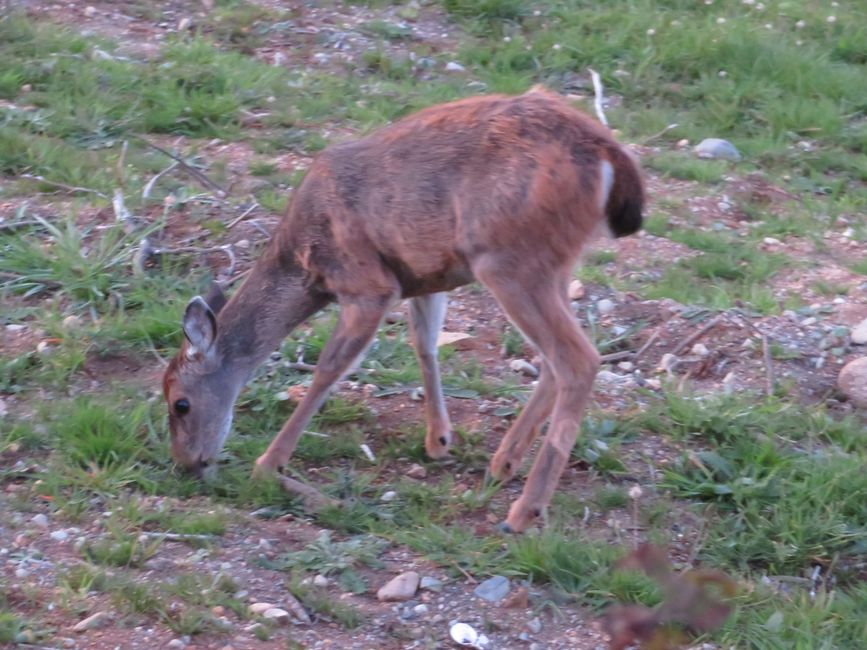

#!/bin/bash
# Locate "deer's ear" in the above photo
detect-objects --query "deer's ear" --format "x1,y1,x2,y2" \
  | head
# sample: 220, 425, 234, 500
183, 296, 217, 354
204, 282, 227, 315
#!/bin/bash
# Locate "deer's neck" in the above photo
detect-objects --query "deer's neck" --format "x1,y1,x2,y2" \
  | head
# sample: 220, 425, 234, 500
214, 254, 325, 382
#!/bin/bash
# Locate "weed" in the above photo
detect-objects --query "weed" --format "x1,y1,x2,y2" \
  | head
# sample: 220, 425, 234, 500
81, 532, 162, 568
286, 574, 364, 629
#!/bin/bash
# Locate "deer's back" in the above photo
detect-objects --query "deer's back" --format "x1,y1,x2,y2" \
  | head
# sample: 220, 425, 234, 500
276, 89, 637, 297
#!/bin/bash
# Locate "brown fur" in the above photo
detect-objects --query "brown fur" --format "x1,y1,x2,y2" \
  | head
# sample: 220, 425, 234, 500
163, 87, 644, 532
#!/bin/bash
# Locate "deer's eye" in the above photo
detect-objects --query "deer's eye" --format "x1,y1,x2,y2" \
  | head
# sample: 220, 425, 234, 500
174, 398, 190, 416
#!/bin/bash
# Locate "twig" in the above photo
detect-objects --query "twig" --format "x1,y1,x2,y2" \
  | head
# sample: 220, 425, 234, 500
135, 136, 227, 198
287, 361, 318, 372
634, 329, 662, 361
277, 475, 338, 510
588, 68, 608, 127
139, 531, 216, 543
142, 160, 179, 200
640, 123, 679, 145
670, 314, 724, 356
227, 201, 260, 229
761, 333, 775, 397
0, 219, 41, 232
599, 350, 633, 363
19, 174, 107, 198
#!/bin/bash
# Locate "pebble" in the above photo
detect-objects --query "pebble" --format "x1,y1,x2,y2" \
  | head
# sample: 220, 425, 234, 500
406, 463, 427, 479
763, 237, 782, 246
691, 343, 710, 357
445, 61, 466, 72
412, 603, 429, 616
850, 318, 867, 345
31, 513, 49, 529
838, 357, 867, 408
62, 315, 82, 329
617, 361, 634, 372
527, 617, 543, 634
167, 639, 186, 649
262, 608, 291, 625
693, 138, 741, 161
596, 298, 615, 315
50, 530, 69, 542
313, 574, 329, 587
377, 571, 420, 602
249, 602, 276, 615
568, 279, 585, 300
509, 359, 539, 377
72, 611, 110, 632
5, 323, 26, 332
802, 317, 817, 327
473, 575, 511, 602
381, 490, 397, 502
419, 576, 443, 592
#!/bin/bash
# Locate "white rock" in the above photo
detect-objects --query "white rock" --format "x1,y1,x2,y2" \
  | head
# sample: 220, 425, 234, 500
36, 340, 55, 356
596, 298, 615, 315
838, 357, 867, 408
802, 317, 817, 327
377, 571, 420, 602
445, 61, 466, 72
381, 490, 397, 502
167, 639, 186, 649
413, 604, 429, 616
73, 611, 110, 632
509, 359, 539, 377
50, 530, 69, 542
177, 17, 192, 31
31, 513, 49, 529
313, 574, 329, 587
617, 361, 634, 372
568, 279, 585, 300
5, 323, 26, 332
851, 318, 867, 345
763, 237, 782, 246
62, 315, 82, 330
406, 463, 427, 479
694, 138, 741, 161
691, 343, 710, 357
263, 608, 290, 625
249, 602, 276, 615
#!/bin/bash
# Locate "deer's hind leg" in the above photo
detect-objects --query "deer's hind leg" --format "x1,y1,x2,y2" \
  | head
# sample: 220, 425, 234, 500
474, 257, 599, 533
408, 292, 453, 459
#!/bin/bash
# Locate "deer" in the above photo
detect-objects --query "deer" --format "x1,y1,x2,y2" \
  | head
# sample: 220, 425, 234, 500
162, 86, 644, 533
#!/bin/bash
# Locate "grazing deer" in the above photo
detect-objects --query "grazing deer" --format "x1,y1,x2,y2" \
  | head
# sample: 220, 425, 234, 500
163, 86, 644, 533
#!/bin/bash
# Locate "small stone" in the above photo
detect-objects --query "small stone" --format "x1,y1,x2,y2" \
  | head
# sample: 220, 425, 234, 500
263, 608, 290, 625
445, 61, 466, 72
419, 576, 443, 592
50, 530, 69, 542
473, 575, 510, 602
802, 317, 817, 327
850, 318, 867, 345
406, 463, 427, 479
249, 602, 276, 615
15, 568, 29, 578
763, 237, 782, 246
617, 361, 634, 372
31, 513, 49, 529
838, 357, 867, 408
568, 279, 585, 300
381, 490, 397, 502
36, 340, 55, 356
527, 617, 543, 634
694, 138, 741, 161
62, 315, 82, 330
412, 603, 429, 616
509, 359, 539, 377
691, 343, 710, 357
596, 298, 615, 315
167, 640, 186, 649
676, 138, 690, 149
83, 6, 97, 17
312, 574, 329, 587
377, 571, 420, 602
177, 17, 192, 31
73, 611, 110, 632
5, 324, 26, 333
211, 605, 225, 617
235, 239, 250, 249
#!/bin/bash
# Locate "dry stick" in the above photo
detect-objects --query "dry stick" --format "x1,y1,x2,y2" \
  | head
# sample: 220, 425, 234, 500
141, 160, 179, 200
634, 328, 662, 361
588, 68, 609, 127
227, 200, 260, 229
599, 350, 634, 363
139, 531, 216, 543
19, 174, 107, 199
670, 314, 725, 356
135, 136, 227, 198
760, 333, 775, 397
277, 475, 337, 509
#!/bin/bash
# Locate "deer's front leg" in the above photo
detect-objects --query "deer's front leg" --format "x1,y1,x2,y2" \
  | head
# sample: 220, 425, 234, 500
254, 294, 392, 476
408, 292, 453, 459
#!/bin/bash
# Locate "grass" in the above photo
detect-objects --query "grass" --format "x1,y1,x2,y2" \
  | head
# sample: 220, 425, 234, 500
1, 2, 866, 647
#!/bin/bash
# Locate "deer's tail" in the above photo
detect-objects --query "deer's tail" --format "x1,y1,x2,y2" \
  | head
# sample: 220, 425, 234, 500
605, 146, 645, 238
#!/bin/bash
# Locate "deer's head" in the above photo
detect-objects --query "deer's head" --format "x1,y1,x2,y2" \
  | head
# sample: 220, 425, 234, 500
163, 286, 236, 476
